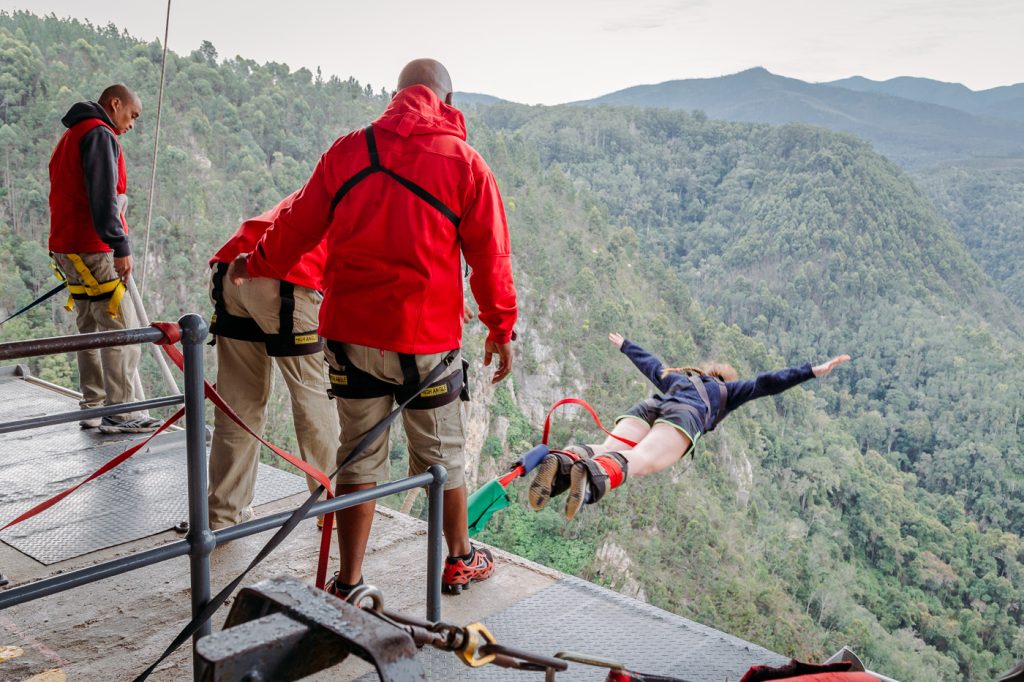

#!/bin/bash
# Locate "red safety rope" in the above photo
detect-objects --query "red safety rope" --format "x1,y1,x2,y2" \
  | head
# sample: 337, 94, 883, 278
151, 322, 336, 588
496, 398, 639, 488
0, 409, 184, 532
541, 397, 638, 448
1, 323, 337, 588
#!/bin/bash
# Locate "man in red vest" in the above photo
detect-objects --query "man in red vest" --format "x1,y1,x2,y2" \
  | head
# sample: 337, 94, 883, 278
230, 59, 518, 596
205, 191, 338, 530
48, 84, 160, 434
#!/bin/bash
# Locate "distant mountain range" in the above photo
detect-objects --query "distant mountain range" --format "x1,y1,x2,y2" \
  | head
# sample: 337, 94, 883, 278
827, 75, 1024, 123
453, 91, 511, 107
576, 68, 1024, 168
466, 68, 1024, 169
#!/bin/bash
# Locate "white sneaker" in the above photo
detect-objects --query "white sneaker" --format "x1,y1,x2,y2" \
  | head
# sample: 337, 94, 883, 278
98, 416, 162, 434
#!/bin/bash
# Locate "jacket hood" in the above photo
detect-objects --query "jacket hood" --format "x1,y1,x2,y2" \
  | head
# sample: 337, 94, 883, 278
61, 101, 116, 131
374, 85, 466, 140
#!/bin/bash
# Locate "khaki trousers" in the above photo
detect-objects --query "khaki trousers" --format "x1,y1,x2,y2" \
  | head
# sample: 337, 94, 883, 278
206, 272, 339, 529
324, 343, 465, 491
52, 252, 147, 419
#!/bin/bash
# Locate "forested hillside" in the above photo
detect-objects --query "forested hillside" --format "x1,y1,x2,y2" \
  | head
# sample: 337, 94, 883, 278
913, 161, 1024, 309
2, 12, 1023, 681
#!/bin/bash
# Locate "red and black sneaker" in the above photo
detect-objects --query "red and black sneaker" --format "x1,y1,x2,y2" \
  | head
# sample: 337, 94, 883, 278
442, 545, 494, 595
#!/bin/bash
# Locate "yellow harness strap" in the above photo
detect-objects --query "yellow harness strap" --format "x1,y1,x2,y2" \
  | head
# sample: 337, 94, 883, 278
49, 259, 74, 312
61, 254, 127, 319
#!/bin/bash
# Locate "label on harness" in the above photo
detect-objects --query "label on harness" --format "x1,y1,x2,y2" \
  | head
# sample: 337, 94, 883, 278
420, 384, 448, 398
329, 372, 349, 385
294, 333, 319, 345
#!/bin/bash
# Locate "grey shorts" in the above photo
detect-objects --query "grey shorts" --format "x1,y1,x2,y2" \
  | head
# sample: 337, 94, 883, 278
617, 397, 702, 455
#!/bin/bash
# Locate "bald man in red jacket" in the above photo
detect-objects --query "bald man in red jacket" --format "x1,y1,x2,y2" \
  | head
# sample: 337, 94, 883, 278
232, 59, 517, 596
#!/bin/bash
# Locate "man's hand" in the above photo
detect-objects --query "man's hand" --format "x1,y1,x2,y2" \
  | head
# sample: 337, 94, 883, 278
484, 338, 513, 384
608, 332, 625, 349
812, 354, 851, 377
227, 253, 251, 285
114, 255, 132, 281
463, 302, 475, 323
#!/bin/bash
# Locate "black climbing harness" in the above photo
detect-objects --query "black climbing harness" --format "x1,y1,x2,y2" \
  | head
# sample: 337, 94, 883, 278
326, 340, 469, 410
208, 262, 324, 356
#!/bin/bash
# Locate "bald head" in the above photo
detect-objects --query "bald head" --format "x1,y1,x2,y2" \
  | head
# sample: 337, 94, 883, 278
397, 59, 453, 104
98, 84, 139, 109
98, 83, 141, 134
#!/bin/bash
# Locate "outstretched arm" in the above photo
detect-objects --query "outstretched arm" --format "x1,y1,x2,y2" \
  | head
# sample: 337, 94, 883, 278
724, 354, 851, 413
610, 333, 671, 392
813, 354, 851, 377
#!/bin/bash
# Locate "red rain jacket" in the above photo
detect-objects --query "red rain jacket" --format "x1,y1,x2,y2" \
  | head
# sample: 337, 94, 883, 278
210, 191, 328, 292
247, 85, 517, 354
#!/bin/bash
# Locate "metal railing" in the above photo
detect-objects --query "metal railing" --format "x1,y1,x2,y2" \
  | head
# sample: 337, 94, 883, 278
0, 314, 447, 679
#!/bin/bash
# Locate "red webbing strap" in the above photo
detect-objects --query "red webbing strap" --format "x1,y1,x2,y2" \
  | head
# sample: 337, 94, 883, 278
0, 408, 184, 532
157, 341, 335, 494
541, 397, 638, 449
152, 325, 337, 588
498, 465, 525, 487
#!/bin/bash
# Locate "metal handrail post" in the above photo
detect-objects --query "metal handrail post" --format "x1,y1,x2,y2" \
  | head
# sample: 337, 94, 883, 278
179, 313, 213, 680
426, 464, 447, 621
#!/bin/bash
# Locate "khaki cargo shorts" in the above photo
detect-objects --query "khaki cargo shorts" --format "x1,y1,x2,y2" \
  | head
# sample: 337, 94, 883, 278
325, 343, 465, 490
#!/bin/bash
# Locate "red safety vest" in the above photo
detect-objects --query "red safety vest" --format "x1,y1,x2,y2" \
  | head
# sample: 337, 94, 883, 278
48, 118, 128, 254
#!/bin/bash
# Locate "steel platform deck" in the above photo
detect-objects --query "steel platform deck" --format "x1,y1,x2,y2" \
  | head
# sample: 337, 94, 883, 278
0, 366, 306, 564
358, 575, 787, 682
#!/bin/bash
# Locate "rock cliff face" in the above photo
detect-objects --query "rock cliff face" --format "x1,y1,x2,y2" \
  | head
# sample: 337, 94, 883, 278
460, 308, 586, 488
462, 368, 497, 490
515, 324, 587, 427
594, 541, 648, 603
715, 433, 754, 508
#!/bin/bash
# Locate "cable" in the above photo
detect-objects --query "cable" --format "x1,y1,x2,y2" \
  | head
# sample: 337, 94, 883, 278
138, 0, 171, 296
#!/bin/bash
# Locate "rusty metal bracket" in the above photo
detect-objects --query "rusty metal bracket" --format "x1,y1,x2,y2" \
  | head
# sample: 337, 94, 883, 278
197, 577, 426, 682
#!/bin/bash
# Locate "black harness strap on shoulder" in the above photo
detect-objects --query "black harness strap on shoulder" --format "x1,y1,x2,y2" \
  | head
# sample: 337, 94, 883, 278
382, 168, 461, 227
711, 381, 728, 426
365, 122, 381, 167
209, 263, 267, 345
687, 374, 713, 426
684, 372, 728, 433
327, 125, 461, 227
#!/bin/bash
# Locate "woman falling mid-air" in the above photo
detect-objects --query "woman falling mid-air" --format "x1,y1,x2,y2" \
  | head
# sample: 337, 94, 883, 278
530, 332, 851, 520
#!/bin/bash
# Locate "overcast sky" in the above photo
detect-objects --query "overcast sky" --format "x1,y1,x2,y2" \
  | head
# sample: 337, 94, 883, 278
3, 0, 1021, 104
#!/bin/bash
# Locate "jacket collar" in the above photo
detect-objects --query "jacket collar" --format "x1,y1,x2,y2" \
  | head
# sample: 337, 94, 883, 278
374, 85, 466, 140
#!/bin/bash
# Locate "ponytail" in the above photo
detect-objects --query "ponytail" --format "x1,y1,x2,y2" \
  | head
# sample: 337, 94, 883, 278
661, 363, 738, 382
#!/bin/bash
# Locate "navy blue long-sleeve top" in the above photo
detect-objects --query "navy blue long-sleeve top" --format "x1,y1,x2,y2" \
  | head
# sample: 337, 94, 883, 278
620, 339, 815, 432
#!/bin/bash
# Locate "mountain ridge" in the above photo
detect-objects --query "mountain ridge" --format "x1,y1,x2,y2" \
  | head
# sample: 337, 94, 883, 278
576, 67, 1024, 167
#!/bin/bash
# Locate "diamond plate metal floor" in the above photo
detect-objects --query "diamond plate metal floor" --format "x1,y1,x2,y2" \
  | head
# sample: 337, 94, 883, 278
358, 576, 788, 682
0, 367, 307, 564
